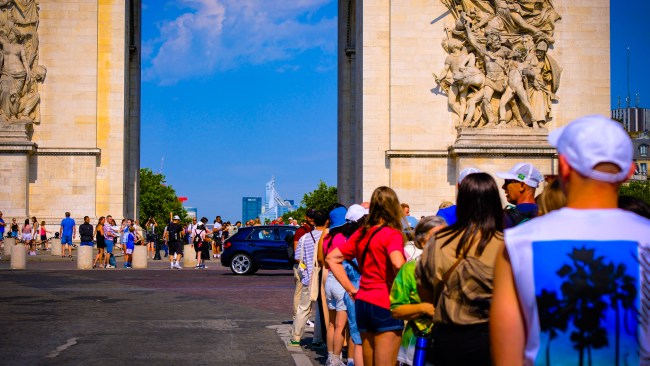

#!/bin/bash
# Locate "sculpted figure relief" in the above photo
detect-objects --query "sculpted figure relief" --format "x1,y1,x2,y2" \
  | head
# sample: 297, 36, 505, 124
0, 0, 45, 128
435, 0, 561, 129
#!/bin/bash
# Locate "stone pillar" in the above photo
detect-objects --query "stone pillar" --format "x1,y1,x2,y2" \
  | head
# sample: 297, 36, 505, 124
183, 244, 197, 267
3, 237, 15, 257
11, 242, 26, 269
132, 245, 147, 269
77, 245, 93, 269
51, 238, 61, 256
0, 124, 36, 218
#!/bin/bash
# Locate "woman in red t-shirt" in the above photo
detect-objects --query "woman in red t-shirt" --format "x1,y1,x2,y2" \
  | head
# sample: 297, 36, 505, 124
326, 186, 406, 366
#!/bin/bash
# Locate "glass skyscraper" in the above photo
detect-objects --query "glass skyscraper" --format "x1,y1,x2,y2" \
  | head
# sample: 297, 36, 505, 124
242, 197, 262, 223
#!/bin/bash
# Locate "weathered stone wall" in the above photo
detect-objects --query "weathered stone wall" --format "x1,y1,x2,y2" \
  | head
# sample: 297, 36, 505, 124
339, 0, 610, 215
0, 0, 140, 223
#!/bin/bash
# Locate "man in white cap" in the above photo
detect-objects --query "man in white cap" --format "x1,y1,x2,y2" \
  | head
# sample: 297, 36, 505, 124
490, 115, 650, 365
164, 215, 184, 269
496, 162, 544, 228
436, 167, 480, 226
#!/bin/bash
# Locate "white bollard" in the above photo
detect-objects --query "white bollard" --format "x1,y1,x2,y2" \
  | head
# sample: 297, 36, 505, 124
183, 244, 197, 267
77, 245, 93, 269
10, 242, 26, 269
3, 237, 15, 257
132, 245, 148, 269
51, 238, 62, 256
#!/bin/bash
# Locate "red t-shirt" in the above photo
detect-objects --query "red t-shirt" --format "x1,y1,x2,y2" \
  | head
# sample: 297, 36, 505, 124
294, 224, 313, 244
338, 226, 405, 309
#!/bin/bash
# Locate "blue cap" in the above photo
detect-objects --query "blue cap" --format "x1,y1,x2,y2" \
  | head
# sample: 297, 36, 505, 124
329, 207, 347, 229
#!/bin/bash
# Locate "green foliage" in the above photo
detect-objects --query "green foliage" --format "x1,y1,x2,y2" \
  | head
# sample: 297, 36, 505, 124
139, 168, 187, 234
281, 180, 338, 223
619, 180, 650, 204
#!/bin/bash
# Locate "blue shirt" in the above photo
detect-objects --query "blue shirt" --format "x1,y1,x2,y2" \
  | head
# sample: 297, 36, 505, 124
436, 205, 457, 226
126, 232, 135, 248
60, 217, 76, 236
0, 217, 4, 234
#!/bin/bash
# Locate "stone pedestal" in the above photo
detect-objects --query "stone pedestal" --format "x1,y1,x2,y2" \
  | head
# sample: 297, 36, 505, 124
447, 128, 557, 204
77, 245, 93, 269
51, 238, 61, 256
183, 244, 197, 267
0, 122, 36, 218
132, 246, 147, 269
3, 237, 15, 257
11, 242, 26, 269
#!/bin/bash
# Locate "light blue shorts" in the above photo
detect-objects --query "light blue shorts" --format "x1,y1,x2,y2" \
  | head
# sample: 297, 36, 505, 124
325, 274, 347, 311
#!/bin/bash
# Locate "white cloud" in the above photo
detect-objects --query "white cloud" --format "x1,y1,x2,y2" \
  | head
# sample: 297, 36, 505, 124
144, 0, 336, 85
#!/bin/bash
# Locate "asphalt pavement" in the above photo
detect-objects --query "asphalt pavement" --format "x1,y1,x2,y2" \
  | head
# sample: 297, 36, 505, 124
0, 249, 328, 366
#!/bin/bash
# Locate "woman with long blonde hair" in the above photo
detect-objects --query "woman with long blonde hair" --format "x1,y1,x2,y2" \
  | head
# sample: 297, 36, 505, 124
327, 186, 406, 366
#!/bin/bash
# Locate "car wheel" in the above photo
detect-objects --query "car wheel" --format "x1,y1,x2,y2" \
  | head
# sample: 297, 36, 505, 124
230, 253, 254, 275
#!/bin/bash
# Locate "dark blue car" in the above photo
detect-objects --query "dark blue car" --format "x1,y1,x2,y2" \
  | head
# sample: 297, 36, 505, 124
221, 225, 296, 275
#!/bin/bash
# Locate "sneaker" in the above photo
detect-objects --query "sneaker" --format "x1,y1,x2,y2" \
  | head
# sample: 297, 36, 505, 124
217, 254, 221, 258
287, 339, 301, 347
124, 264, 128, 268
174, 263, 182, 269
306, 320, 315, 328
106, 265, 115, 268
201, 265, 207, 269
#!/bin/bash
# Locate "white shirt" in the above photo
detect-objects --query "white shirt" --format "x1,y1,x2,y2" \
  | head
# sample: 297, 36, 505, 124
505, 208, 650, 365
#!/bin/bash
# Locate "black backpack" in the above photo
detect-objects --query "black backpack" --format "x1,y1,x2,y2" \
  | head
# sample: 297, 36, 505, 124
193, 230, 204, 245
505, 206, 537, 226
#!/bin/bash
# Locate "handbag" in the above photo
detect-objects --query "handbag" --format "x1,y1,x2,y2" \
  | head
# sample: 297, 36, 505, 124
308, 231, 321, 301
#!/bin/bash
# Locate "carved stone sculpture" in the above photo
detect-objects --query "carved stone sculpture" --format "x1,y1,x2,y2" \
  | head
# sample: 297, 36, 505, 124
435, 0, 561, 129
0, 0, 45, 133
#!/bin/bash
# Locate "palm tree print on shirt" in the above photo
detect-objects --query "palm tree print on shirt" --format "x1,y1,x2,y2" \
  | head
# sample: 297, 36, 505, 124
532, 241, 642, 366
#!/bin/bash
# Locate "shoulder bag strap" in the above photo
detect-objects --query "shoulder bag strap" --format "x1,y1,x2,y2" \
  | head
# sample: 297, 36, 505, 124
359, 225, 386, 270
433, 255, 465, 306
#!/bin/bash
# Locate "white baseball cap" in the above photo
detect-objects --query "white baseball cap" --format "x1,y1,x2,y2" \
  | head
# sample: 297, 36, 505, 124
496, 162, 544, 188
173, 215, 180, 220
458, 167, 480, 184
345, 204, 368, 222
548, 115, 633, 183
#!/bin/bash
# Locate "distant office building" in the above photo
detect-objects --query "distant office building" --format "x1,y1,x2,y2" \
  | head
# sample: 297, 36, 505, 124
632, 133, 650, 180
612, 107, 650, 133
242, 197, 262, 223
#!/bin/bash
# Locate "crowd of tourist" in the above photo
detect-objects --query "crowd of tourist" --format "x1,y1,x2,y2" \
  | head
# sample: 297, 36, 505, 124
286, 115, 650, 366
1, 115, 649, 365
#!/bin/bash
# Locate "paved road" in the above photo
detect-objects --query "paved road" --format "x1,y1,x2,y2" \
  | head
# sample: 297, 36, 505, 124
0, 252, 328, 366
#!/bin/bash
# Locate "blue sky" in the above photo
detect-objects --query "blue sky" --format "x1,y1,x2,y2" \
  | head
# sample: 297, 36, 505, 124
141, 1, 649, 222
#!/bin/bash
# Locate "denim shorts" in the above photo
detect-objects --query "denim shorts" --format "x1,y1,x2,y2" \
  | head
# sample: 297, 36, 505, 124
80, 241, 94, 246
61, 235, 72, 245
325, 275, 347, 311
355, 299, 404, 333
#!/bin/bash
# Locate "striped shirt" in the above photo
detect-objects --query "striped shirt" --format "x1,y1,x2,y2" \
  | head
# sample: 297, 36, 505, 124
295, 229, 322, 286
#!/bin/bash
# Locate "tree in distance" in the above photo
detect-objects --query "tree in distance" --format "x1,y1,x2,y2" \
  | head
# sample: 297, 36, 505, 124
282, 180, 337, 224
139, 168, 187, 234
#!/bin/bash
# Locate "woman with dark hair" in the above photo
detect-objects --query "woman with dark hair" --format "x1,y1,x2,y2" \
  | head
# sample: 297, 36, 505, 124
415, 172, 504, 366
93, 216, 106, 268
327, 186, 407, 366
